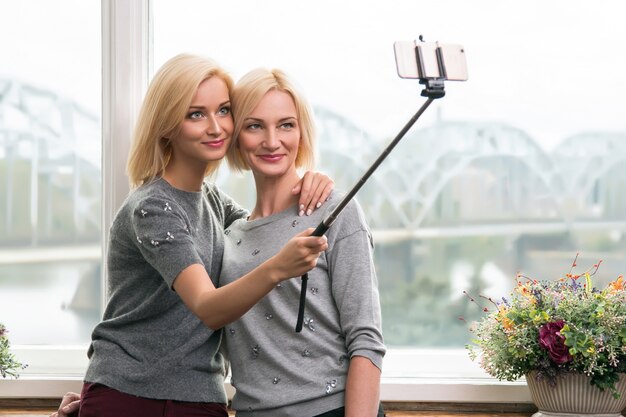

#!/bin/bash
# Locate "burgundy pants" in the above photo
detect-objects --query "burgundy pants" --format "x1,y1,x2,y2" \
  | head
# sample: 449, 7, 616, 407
77, 382, 228, 417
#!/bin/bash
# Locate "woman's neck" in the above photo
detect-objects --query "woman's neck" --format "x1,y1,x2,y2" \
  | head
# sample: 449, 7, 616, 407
162, 159, 207, 192
249, 170, 301, 220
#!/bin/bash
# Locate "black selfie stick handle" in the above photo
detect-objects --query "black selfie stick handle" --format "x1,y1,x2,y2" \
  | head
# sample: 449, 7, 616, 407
295, 274, 309, 332
295, 96, 438, 332
295, 222, 329, 332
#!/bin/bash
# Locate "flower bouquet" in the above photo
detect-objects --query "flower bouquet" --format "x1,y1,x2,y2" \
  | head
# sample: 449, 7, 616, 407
466, 255, 626, 399
0, 323, 26, 379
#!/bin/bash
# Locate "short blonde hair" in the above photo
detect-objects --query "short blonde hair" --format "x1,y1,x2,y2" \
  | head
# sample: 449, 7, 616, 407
228, 68, 315, 172
127, 53, 234, 188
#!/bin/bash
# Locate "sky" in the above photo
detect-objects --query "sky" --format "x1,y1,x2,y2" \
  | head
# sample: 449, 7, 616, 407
1, 0, 625, 152
0, 0, 101, 113
153, 0, 626, 151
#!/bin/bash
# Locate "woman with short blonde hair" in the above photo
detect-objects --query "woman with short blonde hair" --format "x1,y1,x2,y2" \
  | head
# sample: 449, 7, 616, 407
228, 67, 315, 173
223, 68, 385, 417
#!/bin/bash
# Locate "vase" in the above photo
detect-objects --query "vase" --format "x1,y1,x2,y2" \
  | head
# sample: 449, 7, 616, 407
526, 371, 626, 417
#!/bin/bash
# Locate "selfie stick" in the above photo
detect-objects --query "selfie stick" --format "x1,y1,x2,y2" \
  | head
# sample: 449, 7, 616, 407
295, 74, 447, 332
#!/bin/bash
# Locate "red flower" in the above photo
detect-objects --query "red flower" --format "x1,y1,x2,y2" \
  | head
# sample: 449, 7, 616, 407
538, 320, 572, 364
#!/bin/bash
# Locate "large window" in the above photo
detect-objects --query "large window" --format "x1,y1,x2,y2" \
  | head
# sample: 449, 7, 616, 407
0, 1, 102, 349
153, 0, 626, 356
1, 0, 625, 403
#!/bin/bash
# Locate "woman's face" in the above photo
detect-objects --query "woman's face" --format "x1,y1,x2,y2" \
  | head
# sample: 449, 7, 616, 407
169, 76, 233, 165
237, 89, 300, 179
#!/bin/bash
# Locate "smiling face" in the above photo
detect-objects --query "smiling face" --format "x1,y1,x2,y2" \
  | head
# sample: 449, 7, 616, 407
168, 76, 233, 168
237, 89, 301, 180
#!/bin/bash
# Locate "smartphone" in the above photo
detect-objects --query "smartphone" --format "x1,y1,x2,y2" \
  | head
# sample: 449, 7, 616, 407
394, 40, 468, 81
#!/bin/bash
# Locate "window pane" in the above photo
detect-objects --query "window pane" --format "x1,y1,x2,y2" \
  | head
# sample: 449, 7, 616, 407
0, 0, 102, 345
153, 0, 626, 350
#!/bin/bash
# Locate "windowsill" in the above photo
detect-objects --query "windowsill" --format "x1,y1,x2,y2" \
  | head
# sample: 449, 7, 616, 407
2, 347, 532, 402
0, 375, 532, 403
379, 377, 531, 402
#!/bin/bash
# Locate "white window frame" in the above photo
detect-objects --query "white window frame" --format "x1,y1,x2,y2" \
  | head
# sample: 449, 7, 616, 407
2, 0, 150, 399
0, 0, 532, 404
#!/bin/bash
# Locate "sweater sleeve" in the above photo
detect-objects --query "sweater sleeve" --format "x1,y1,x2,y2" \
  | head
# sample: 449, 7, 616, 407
203, 182, 249, 229
325, 198, 386, 370
217, 188, 249, 228
130, 195, 204, 289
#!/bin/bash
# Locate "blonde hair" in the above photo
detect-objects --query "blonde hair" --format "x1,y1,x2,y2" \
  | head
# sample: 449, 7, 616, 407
228, 68, 315, 172
127, 53, 234, 188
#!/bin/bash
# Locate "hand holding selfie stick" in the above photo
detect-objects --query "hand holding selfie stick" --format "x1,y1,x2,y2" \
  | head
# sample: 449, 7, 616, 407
295, 39, 468, 332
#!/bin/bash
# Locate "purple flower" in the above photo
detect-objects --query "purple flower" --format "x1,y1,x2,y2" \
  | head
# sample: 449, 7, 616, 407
538, 320, 572, 364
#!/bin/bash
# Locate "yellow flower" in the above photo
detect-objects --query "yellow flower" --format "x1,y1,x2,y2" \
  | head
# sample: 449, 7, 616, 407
515, 282, 537, 304
497, 305, 514, 331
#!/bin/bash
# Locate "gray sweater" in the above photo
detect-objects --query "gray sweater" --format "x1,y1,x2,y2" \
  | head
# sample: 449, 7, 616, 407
221, 191, 386, 417
84, 178, 246, 402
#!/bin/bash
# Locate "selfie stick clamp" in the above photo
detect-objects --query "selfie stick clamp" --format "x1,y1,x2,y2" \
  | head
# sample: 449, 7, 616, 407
295, 46, 450, 332
420, 78, 445, 99
418, 43, 448, 99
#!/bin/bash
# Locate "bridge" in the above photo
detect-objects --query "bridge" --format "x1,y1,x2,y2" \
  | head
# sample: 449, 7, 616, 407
3, 78, 626, 253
